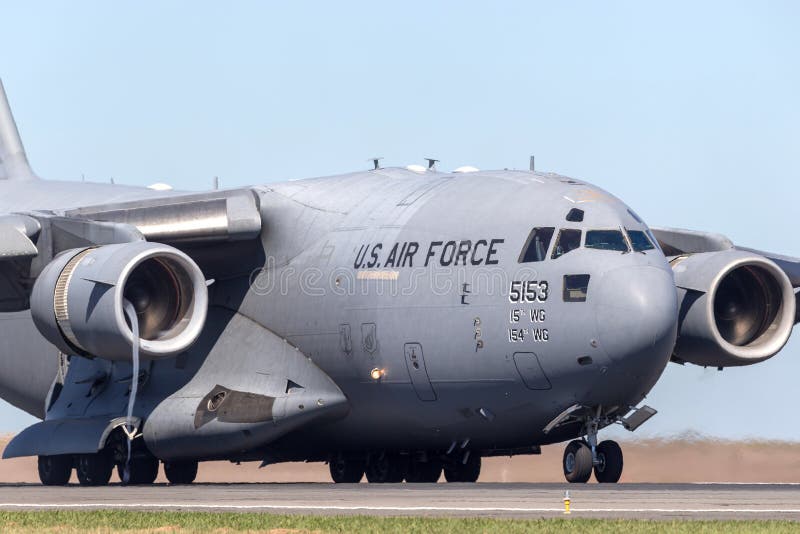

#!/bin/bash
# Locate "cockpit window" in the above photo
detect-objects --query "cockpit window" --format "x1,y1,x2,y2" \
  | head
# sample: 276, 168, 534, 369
519, 227, 555, 263
585, 230, 629, 252
626, 229, 655, 252
552, 229, 582, 259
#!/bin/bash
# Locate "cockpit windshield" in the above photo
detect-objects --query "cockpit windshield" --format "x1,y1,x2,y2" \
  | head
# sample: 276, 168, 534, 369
519, 227, 555, 263
585, 230, 629, 252
626, 229, 655, 252
552, 229, 582, 259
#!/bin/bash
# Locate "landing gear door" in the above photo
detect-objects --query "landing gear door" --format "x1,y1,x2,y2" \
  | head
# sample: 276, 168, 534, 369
403, 343, 437, 401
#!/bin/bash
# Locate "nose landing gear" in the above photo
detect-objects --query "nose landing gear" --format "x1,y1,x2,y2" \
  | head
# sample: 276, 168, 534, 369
560, 409, 625, 484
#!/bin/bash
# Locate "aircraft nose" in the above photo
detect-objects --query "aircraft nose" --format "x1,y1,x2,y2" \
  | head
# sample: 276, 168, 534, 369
593, 266, 678, 375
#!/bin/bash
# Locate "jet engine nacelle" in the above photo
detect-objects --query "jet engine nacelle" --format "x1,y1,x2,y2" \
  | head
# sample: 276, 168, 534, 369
670, 250, 796, 367
31, 241, 208, 361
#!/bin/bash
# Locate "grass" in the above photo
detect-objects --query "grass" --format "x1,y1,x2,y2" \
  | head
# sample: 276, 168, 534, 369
0, 511, 797, 533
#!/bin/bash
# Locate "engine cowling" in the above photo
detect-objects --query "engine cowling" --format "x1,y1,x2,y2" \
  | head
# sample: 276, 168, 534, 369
31, 241, 208, 361
671, 250, 796, 367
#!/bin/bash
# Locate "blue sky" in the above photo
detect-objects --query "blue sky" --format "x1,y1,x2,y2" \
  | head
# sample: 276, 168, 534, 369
1, 2, 798, 439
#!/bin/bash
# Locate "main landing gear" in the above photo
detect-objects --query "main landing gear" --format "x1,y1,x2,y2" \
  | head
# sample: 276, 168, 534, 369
36, 452, 199, 486
329, 451, 481, 483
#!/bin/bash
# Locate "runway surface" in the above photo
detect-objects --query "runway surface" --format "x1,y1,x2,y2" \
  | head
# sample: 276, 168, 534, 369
0, 483, 798, 520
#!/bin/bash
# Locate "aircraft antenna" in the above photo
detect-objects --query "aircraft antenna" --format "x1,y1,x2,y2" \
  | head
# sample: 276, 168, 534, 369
213, 176, 219, 190
369, 157, 383, 170
529, 156, 535, 172
425, 158, 439, 170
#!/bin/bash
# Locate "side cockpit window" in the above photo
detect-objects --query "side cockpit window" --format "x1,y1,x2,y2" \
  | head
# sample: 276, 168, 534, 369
552, 229, 582, 259
626, 229, 656, 252
519, 227, 555, 263
563, 274, 590, 302
585, 230, 629, 252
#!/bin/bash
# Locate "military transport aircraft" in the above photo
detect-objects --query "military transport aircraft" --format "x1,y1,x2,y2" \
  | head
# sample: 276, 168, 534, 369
0, 79, 797, 486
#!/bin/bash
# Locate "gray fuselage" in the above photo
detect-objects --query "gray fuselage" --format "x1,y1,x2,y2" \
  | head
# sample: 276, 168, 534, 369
0, 167, 679, 460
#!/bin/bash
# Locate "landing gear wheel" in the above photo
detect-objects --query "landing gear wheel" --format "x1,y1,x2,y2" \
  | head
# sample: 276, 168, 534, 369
76, 452, 113, 486
38, 455, 72, 486
563, 440, 593, 483
405, 458, 442, 483
117, 456, 159, 485
164, 460, 198, 484
329, 456, 365, 483
365, 453, 405, 483
594, 440, 623, 483
444, 454, 481, 483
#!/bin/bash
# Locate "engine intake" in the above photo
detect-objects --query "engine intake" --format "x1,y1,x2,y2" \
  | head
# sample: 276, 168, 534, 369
31, 242, 208, 361
671, 250, 795, 367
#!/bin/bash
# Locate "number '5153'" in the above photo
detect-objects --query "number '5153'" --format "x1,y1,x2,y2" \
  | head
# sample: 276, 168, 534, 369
509, 281, 549, 303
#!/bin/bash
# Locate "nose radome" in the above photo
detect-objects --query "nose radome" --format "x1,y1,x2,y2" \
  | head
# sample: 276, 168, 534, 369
593, 266, 678, 370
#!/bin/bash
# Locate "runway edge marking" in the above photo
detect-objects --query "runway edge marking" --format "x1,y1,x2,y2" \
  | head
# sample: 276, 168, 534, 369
0, 503, 798, 514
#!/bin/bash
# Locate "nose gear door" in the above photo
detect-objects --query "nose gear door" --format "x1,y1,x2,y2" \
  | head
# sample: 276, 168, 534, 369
403, 343, 437, 401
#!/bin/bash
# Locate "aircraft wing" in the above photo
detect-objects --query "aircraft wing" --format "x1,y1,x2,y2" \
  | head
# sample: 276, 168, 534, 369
0, 187, 264, 314
651, 227, 800, 323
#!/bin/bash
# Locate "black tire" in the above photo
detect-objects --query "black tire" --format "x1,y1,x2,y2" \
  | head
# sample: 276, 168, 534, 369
594, 440, 623, 483
563, 440, 592, 483
365, 453, 405, 483
76, 452, 113, 486
329, 456, 365, 483
164, 460, 199, 485
38, 455, 72, 486
405, 458, 442, 483
117, 456, 160, 485
444, 454, 481, 483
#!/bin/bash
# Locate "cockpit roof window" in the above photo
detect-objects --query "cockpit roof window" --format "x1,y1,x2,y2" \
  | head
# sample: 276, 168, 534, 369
626, 228, 656, 252
585, 230, 629, 252
519, 227, 555, 263
566, 208, 584, 222
552, 229, 582, 259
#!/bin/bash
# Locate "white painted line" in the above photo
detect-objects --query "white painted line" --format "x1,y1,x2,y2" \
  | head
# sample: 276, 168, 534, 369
0, 503, 798, 514
692, 482, 800, 486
